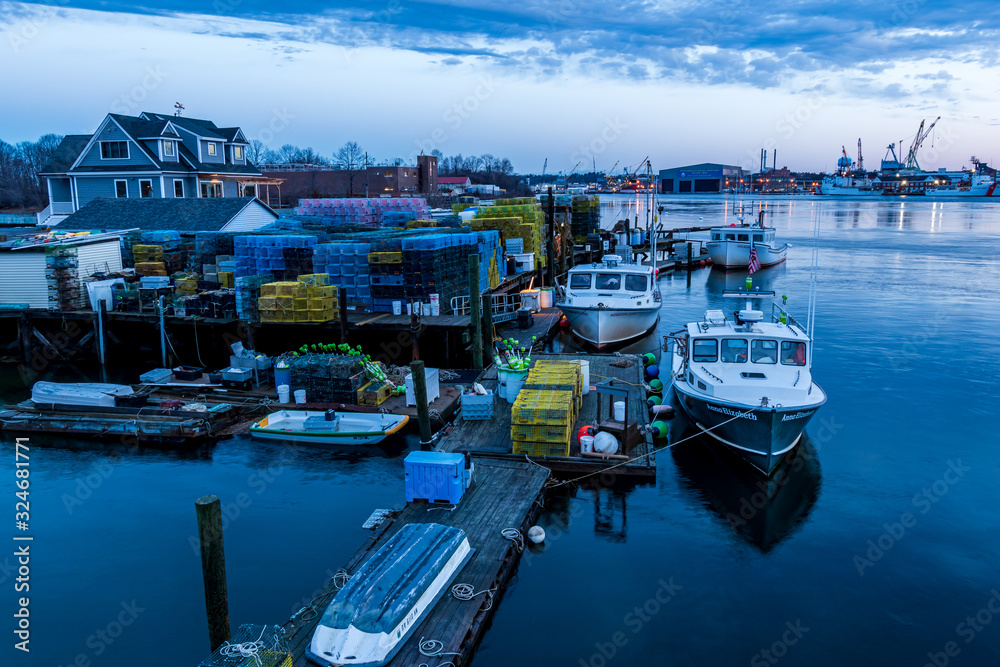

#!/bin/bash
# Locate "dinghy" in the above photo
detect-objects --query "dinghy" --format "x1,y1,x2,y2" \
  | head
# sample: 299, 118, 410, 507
307, 523, 474, 667
249, 410, 408, 445
31, 381, 134, 408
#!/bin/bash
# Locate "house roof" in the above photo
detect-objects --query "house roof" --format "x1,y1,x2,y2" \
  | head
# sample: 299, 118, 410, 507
57, 197, 278, 232
39, 135, 93, 175
438, 176, 471, 184
141, 112, 228, 140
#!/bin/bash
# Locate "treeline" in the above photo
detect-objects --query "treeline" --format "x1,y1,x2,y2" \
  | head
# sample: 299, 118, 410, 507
0, 135, 63, 210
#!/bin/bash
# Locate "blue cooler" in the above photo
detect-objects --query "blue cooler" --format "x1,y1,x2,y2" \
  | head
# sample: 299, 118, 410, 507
404, 452, 468, 505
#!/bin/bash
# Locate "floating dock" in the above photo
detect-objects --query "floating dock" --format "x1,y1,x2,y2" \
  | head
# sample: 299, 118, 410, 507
437, 353, 656, 479
282, 456, 550, 666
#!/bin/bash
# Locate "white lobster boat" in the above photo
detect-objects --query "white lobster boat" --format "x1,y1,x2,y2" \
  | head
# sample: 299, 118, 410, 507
249, 410, 408, 445
307, 523, 474, 667
556, 255, 660, 348
706, 211, 789, 270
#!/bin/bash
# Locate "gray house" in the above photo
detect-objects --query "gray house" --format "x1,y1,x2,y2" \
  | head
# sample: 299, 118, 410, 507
37, 112, 283, 226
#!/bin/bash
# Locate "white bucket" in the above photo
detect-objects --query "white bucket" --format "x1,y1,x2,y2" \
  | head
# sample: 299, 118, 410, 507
405, 303, 412, 315
277, 384, 290, 403
429, 293, 440, 306
392, 301, 402, 315
431, 303, 440, 316
506, 370, 528, 403
614, 400, 626, 422
294, 389, 306, 404
580, 435, 595, 454
539, 287, 554, 309
422, 303, 431, 316
520, 289, 540, 312
575, 360, 591, 395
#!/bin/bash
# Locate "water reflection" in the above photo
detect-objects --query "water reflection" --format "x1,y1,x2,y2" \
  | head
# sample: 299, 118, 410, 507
670, 426, 822, 553
536, 480, 638, 545
705, 264, 784, 294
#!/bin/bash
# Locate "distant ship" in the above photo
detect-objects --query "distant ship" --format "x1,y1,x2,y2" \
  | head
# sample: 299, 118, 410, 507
816, 120, 998, 197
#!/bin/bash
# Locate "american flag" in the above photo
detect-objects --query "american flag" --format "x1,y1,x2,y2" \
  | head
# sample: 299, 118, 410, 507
748, 245, 761, 275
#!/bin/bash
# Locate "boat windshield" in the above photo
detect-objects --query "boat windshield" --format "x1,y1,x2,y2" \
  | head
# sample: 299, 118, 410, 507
751, 339, 777, 364
781, 341, 807, 366
596, 273, 622, 290
624, 274, 648, 292
570, 273, 592, 290
721, 338, 748, 363
692, 339, 718, 362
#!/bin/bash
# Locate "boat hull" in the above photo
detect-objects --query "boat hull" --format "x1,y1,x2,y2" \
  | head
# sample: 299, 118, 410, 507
556, 304, 659, 348
924, 182, 997, 197
249, 410, 408, 445
673, 383, 825, 476
705, 241, 788, 270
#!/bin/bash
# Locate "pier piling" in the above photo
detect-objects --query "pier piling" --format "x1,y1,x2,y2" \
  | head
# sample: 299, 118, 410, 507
481, 293, 494, 363
339, 286, 349, 344
195, 495, 230, 652
469, 254, 482, 369
410, 359, 432, 448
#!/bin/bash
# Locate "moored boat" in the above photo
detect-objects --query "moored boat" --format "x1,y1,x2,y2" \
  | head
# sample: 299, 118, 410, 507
666, 288, 826, 475
705, 210, 789, 270
556, 254, 660, 348
249, 409, 408, 445
307, 523, 474, 667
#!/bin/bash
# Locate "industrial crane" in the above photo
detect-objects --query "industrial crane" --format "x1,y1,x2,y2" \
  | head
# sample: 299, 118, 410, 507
904, 116, 941, 171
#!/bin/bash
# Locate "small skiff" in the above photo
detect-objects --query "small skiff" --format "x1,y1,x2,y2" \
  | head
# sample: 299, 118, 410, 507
249, 409, 408, 445
307, 523, 474, 667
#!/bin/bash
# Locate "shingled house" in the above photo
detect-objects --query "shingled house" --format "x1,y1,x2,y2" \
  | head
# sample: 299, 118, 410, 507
56, 197, 279, 233
36, 112, 283, 225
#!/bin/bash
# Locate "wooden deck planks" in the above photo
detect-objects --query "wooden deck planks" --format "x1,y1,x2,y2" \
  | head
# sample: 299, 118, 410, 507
438, 353, 656, 477
285, 458, 549, 666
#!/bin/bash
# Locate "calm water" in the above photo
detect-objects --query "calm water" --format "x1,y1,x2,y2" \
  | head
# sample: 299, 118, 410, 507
3, 196, 1000, 666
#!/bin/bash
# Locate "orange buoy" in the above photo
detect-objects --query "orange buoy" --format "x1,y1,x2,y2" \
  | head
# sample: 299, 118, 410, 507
699, 259, 706, 267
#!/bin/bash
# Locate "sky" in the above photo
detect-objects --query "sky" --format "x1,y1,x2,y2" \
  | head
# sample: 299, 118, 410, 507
1, 0, 999, 174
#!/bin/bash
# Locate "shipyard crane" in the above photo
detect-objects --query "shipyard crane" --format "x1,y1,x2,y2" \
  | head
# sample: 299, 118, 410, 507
904, 116, 941, 171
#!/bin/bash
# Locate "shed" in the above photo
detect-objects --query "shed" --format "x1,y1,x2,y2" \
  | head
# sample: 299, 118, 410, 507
54, 196, 279, 233
0, 233, 124, 309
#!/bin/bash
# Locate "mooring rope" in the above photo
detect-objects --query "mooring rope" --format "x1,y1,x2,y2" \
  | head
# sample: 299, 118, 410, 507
501, 528, 524, 553
218, 626, 267, 666
451, 583, 495, 611
292, 569, 351, 622
418, 638, 461, 658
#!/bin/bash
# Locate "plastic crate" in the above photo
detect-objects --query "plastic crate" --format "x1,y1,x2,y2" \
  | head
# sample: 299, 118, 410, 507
359, 380, 392, 406
404, 452, 468, 504
511, 389, 574, 425
512, 440, 571, 457
405, 367, 440, 406
461, 390, 494, 420
139, 368, 172, 383
510, 422, 571, 443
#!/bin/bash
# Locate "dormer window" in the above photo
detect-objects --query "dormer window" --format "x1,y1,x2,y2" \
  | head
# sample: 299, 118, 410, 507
207, 143, 217, 156
100, 141, 129, 159
233, 145, 243, 160
163, 141, 175, 157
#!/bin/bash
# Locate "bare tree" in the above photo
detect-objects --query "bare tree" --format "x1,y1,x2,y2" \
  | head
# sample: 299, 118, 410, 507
335, 141, 365, 196
246, 139, 267, 165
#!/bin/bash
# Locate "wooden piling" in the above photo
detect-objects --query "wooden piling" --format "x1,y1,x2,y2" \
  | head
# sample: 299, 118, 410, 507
97, 301, 108, 383
195, 495, 230, 652
339, 287, 349, 344
546, 187, 555, 286
410, 360, 432, 448
469, 254, 482, 369
481, 293, 494, 364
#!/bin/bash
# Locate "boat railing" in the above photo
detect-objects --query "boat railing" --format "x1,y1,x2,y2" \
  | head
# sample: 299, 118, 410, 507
771, 303, 805, 332
451, 293, 524, 321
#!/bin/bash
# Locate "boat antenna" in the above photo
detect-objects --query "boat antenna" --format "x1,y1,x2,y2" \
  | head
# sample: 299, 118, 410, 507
806, 210, 821, 362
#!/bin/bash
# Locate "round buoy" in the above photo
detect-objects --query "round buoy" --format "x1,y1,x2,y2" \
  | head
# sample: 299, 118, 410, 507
559, 316, 570, 329
651, 403, 675, 419
646, 364, 659, 379
641, 352, 656, 367
649, 379, 664, 394
527, 526, 546, 544
593, 432, 619, 455
647, 395, 662, 408
577, 425, 595, 443
699, 259, 706, 267
650, 420, 669, 438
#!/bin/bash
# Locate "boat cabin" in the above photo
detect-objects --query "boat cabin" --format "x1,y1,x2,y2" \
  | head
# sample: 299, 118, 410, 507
562, 256, 658, 307
710, 227, 776, 245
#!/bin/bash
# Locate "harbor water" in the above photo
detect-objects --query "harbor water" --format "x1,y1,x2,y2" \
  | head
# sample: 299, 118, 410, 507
3, 196, 1000, 666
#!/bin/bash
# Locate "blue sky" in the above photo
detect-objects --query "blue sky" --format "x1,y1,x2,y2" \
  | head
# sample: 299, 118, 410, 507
2, 0, 999, 173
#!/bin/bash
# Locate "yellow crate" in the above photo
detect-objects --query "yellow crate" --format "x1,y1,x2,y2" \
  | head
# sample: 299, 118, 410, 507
218, 271, 234, 288
293, 309, 309, 322
135, 262, 168, 276
293, 297, 308, 311
261, 283, 278, 296
511, 390, 575, 426
275, 281, 304, 296
260, 310, 280, 322
132, 245, 164, 261
258, 297, 277, 311
513, 440, 571, 457
275, 296, 293, 309
358, 381, 391, 406
368, 252, 402, 264
309, 308, 338, 322
309, 297, 337, 310
307, 285, 336, 298
511, 423, 571, 444
298, 273, 330, 287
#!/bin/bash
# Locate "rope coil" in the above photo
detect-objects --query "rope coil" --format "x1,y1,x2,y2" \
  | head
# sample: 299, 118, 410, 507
501, 528, 524, 553
218, 627, 267, 666
451, 582, 495, 610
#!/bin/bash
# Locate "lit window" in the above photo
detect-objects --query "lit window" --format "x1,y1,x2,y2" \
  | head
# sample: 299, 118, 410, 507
207, 143, 217, 156
164, 141, 175, 157
139, 180, 153, 198
234, 145, 243, 160
201, 182, 223, 198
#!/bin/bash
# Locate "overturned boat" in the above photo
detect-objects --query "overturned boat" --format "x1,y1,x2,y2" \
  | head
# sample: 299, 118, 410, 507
307, 523, 474, 667
250, 410, 408, 446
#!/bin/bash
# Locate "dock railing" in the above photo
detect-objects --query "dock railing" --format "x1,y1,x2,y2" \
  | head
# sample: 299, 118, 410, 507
451, 293, 524, 322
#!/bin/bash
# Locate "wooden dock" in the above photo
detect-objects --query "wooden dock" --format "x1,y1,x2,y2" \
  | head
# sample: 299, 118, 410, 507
282, 456, 550, 666
437, 353, 656, 479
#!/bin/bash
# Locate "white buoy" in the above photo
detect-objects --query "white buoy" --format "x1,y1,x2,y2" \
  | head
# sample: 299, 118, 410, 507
593, 431, 619, 455
527, 526, 545, 544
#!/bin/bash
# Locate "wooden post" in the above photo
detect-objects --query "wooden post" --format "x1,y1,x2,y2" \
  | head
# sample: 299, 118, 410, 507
97, 301, 108, 383
469, 254, 482, 369
410, 312, 420, 361
158, 295, 168, 367
410, 360, 432, 448
546, 187, 555, 287
481, 293, 493, 363
195, 495, 230, 652
338, 286, 349, 344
